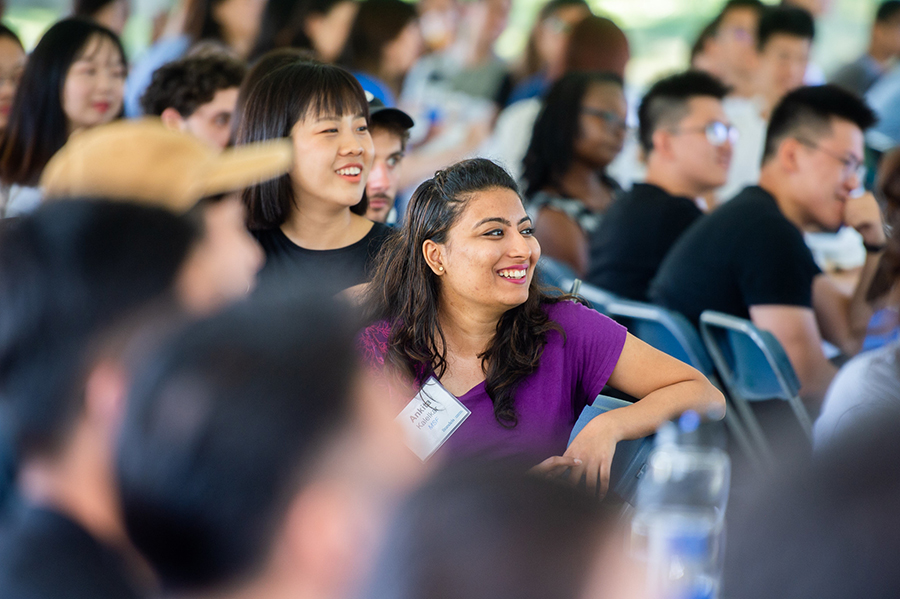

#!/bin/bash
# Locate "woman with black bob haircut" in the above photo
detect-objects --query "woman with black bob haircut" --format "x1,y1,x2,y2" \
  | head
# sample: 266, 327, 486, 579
235, 60, 391, 293
0, 18, 125, 217
522, 71, 626, 277
364, 462, 626, 599
362, 158, 724, 494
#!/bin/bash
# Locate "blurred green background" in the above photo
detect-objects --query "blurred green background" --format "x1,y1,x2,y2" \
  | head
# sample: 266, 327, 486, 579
4, 0, 882, 87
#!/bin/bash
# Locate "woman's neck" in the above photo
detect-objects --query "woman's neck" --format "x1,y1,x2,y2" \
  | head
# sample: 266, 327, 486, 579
556, 161, 613, 212
280, 195, 370, 251
438, 296, 501, 358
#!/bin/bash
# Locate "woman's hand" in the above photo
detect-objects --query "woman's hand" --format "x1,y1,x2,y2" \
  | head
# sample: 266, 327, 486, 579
562, 414, 621, 498
530, 456, 583, 478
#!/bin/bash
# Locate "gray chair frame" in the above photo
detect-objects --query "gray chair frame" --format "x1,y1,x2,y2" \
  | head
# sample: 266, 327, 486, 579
699, 310, 814, 464
600, 299, 759, 467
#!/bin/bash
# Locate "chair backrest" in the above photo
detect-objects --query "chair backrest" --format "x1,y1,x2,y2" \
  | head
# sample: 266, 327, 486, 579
699, 310, 801, 401
574, 280, 617, 315
536, 257, 576, 294
605, 299, 715, 376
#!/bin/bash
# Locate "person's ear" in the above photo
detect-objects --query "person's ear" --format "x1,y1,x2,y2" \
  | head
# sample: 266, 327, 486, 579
422, 239, 445, 275
160, 107, 186, 132
778, 137, 803, 175
83, 359, 128, 432
651, 128, 674, 161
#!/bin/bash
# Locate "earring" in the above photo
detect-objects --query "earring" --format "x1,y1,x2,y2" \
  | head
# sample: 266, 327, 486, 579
438, 266, 444, 272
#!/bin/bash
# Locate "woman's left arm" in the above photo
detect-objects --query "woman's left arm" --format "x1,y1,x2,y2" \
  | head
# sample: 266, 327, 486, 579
563, 332, 725, 495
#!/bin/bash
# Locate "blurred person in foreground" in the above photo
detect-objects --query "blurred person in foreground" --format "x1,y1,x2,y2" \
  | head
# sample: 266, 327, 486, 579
141, 54, 247, 150
364, 97, 414, 224
361, 158, 724, 496
0, 201, 198, 599
118, 295, 420, 599
720, 5, 815, 202
830, 1, 900, 98
363, 463, 642, 599
651, 86, 882, 407
0, 123, 291, 597
588, 71, 734, 301
724, 416, 900, 599
41, 118, 292, 313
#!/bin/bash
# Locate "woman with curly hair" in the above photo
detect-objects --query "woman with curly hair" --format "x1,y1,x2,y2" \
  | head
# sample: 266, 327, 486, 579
362, 158, 724, 494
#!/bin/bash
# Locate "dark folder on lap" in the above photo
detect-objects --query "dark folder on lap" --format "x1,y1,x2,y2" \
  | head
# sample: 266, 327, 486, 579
568, 395, 655, 504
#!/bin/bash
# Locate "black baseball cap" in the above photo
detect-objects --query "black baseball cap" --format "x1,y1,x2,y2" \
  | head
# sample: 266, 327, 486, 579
366, 93, 414, 130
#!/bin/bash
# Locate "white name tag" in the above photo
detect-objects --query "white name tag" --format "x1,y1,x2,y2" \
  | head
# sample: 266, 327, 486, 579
396, 376, 471, 461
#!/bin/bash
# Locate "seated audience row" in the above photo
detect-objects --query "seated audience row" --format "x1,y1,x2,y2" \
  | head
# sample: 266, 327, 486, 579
651, 85, 882, 407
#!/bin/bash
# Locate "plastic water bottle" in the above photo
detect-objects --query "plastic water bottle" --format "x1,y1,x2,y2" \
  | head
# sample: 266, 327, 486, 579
630, 411, 731, 599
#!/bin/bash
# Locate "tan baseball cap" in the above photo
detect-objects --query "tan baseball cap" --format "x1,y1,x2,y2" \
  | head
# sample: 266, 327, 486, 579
41, 118, 293, 212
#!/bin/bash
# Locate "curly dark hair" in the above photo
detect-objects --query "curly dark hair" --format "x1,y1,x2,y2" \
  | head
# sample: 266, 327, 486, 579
365, 158, 568, 427
140, 55, 246, 118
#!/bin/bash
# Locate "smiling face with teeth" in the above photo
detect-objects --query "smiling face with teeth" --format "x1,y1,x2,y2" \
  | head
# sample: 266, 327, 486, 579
290, 110, 374, 209
424, 187, 541, 316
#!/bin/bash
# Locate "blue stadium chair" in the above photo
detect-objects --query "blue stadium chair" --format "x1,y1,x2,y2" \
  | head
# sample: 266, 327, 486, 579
603, 300, 759, 467
606, 299, 714, 374
569, 394, 655, 504
699, 310, 814, 463
536, 256, 578, 294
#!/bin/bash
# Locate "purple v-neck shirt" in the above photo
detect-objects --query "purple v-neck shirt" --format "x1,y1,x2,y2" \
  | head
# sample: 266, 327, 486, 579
360, 301, 627, 463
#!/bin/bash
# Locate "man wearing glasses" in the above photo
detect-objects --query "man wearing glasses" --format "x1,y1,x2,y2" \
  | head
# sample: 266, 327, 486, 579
588, 71, 735, 302
651, 85, 883, 407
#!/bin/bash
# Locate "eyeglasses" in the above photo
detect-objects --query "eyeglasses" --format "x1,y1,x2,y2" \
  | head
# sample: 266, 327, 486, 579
581, 107, 627, 133
795, 137, 866, 183
670, 121, 739, 147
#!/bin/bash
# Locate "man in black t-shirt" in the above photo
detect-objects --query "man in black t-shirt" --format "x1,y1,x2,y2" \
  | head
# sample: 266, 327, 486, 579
651, 85, 884, 405
588, 71, 734, 300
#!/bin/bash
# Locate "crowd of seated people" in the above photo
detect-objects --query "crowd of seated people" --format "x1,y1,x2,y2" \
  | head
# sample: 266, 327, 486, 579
0, 0, 898, 597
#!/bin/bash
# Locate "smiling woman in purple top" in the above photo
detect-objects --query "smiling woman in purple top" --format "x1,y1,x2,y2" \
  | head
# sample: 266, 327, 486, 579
361, 158, 724, 495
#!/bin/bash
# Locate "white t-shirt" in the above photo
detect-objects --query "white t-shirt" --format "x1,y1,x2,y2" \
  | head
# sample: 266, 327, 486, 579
720, 95, 767, 203
814, 340, 900, 450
